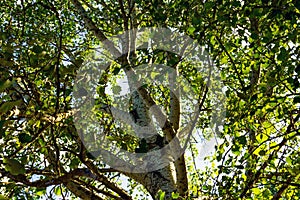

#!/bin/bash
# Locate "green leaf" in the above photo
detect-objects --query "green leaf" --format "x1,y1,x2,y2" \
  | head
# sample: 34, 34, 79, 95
158, 190, 165, 200
0, 195, 9, 200
192, 17, 201, 25
112, 85, 122, 95
0, 79, 13, 92
38, 138, 46, 147
0, 100, 22, 115
204, 1, 214, 9
18, 133, 32, 143
70, 158, 80, 168
0, 120, 6, 132
286, 157, 292, 165
54, 186, 62, 196
32, 45, 43, 54
187, 26, 196, 34
277, 47, 287, 61
258, 150, 265, 156
252, 187, 261, 195
293, 96, 300, 103
150, 71, 160, 79
237, 136, 247, 145
112, 67, 121, 75
36, 188, 46, 196
171, 192, 180, 199
3, 158, 26, 175
293, 78, 299, 90
250, 33, 259, 40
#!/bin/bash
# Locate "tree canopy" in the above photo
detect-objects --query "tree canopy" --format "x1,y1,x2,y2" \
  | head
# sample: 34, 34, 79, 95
0, 0, 299, 199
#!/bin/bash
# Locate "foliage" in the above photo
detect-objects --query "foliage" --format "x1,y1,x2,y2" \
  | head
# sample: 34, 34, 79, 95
0, 0, 299, 199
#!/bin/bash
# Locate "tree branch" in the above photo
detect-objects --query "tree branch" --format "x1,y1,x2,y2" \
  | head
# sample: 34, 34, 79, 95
71, 0, 121, 58
65, 181, 105, 200
215, 35, 246, 92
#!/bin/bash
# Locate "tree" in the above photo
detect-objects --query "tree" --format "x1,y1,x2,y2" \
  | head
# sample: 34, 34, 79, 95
0, 0, 299, 199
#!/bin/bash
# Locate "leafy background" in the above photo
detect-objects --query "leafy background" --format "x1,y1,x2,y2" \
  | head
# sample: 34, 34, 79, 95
0, 0, 299, 199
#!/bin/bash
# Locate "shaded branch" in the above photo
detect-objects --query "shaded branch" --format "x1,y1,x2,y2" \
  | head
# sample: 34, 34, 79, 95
215, 35, 246, 92
71, 0, 121, 58
240, 113, 300, 198
1, 168, 98, 188
65, 181, 104, 200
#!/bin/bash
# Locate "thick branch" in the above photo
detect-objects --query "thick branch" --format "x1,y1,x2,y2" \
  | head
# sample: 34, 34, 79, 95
1, 168, 99, 188
271, 177, 291, 200
65, 181, 104, 200
81, 157, 133, 199
71, 0, 121, 58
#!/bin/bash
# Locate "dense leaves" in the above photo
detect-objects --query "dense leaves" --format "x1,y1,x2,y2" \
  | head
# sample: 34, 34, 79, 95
0, 0, 299, 199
